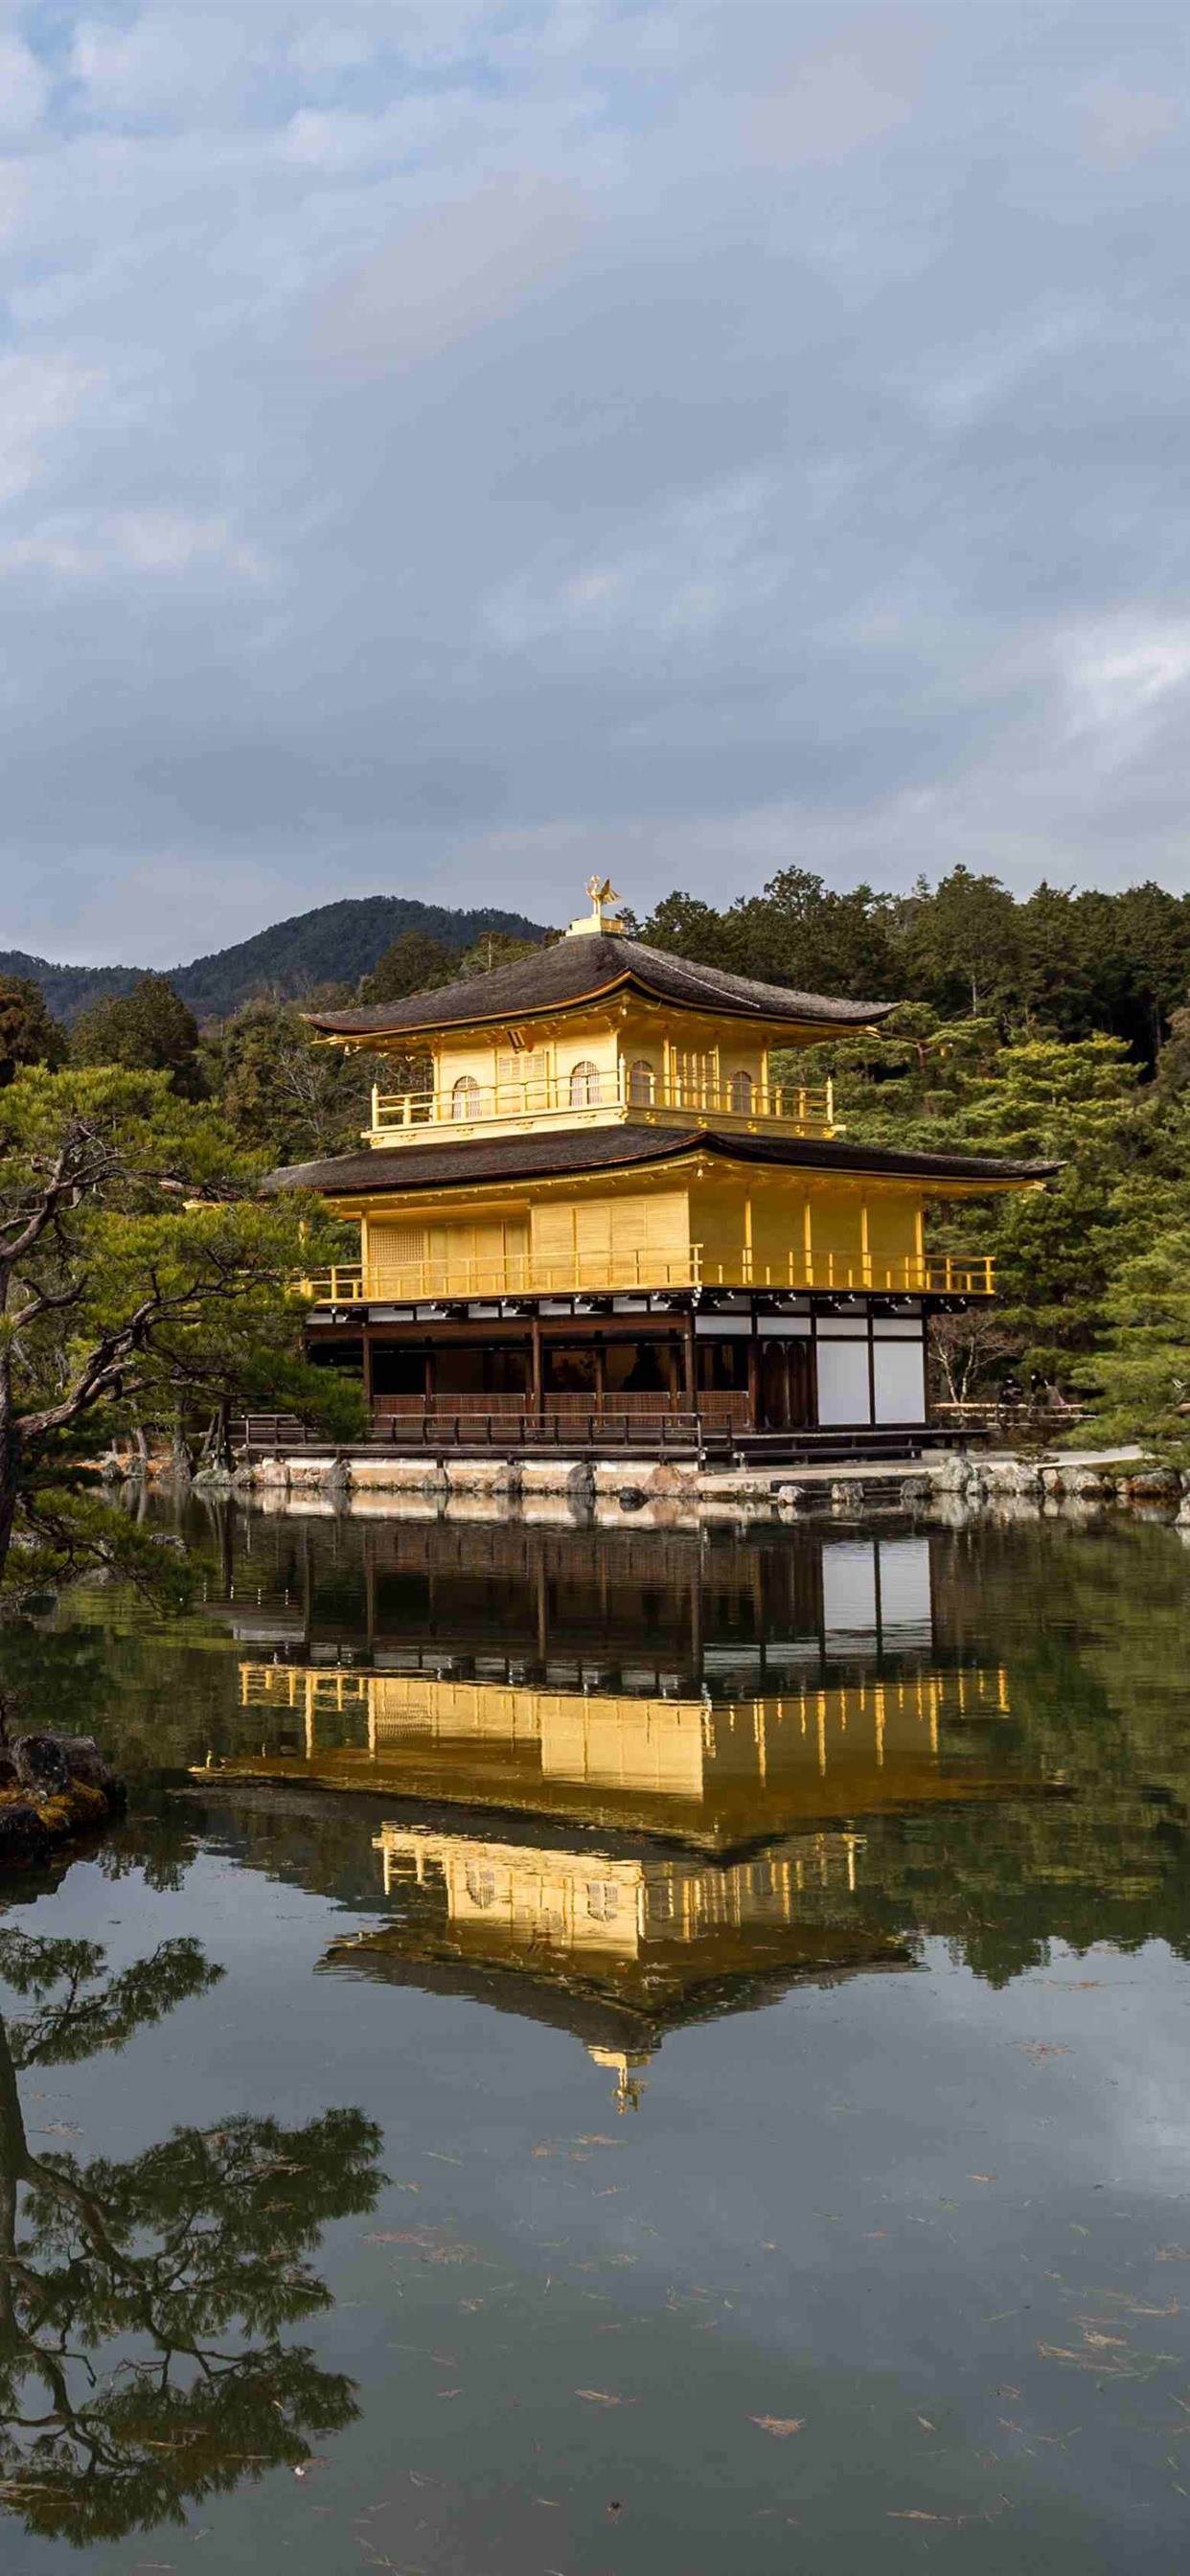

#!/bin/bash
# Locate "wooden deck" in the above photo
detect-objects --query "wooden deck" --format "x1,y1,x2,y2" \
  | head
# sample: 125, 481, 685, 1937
228, 1410, 973, 1466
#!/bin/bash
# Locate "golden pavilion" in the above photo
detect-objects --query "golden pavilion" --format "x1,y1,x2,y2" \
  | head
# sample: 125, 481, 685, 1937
268, 879, 1052, 1451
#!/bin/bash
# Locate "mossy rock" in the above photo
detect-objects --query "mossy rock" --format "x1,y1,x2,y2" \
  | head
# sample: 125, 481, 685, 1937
0, 1736, 126, 1872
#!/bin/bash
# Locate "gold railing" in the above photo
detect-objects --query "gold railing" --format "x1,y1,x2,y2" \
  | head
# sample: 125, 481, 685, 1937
303, 1249, 995, 1302
370, 1070, 835, 1137
301, 1263, 364, 1302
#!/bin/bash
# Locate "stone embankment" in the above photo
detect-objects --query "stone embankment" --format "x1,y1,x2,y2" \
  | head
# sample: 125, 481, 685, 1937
218, 1446, 1189, 1529
0, 1736, 126, 1868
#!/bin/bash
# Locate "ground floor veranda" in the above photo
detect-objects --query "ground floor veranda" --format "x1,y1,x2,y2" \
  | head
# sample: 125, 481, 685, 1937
304, 1285, 960, 1448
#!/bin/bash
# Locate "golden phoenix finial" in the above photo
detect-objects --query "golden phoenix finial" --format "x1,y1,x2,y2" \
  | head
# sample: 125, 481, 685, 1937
566, 875, 626, 938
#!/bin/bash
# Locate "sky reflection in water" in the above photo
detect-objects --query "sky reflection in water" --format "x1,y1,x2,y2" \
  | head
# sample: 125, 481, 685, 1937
2, 1503, 1190, 2573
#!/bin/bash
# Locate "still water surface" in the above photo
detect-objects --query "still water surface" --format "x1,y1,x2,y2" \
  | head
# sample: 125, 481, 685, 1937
3, 1503, 1190, 2571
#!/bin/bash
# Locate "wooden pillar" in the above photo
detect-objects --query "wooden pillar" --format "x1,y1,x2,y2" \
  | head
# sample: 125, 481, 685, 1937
802, 1192, 813, 1291
531, 1314, 543, 1421
682, 1311, 697, 1411
746, 1318, 761, 1432
361, 1325, 374, 1430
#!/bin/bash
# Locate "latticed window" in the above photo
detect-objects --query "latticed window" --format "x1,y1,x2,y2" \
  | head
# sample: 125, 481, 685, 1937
673, 1050, 715, 1107
570, 1060, 602, 1106
585, 1881, 621, 1921
628, 1058, 654, 1105
465, 1865, 497, 1909
451, 1076, 481, 1119
728, 1070, 754, 1113
496, 1049, 548, 1107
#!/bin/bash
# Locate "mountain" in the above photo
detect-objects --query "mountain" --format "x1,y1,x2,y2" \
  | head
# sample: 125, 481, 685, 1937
0, 895, 548, 1025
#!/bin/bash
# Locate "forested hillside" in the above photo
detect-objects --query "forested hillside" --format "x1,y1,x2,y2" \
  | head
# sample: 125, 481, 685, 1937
0, 894, 546, 1025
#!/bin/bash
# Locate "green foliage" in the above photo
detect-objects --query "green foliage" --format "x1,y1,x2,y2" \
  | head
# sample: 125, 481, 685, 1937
0, 1066, 365, 1598
70, 976, 204, 1096
199, 1000, 371, 1163
645, 866, 899, 1000
0, 978, 65, 1087
1076, 1225, 1190, 1451
648, 863, 1190, 1063
358, 927, 456, 1003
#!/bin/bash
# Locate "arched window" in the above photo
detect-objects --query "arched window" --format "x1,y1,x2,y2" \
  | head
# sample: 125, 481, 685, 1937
570, 1060, 601, 1107
451, 1075, 480, 1120
628, 1058, 654, 1106
465, 1865, 497, 1909
728, 1070, 754, 1114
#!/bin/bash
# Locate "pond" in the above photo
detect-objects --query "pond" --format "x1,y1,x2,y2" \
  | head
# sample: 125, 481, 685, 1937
2, 1498, 1190, 2573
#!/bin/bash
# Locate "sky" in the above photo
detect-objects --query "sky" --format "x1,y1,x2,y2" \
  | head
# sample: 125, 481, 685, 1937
3, 1, 1190, 965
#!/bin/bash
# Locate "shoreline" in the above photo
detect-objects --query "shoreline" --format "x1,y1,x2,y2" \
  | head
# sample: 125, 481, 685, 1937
147, 1442, 1190, 1531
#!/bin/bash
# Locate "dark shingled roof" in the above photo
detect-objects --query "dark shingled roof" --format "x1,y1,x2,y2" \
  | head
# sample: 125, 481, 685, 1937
264, 1125, 1057, 1197
303, 932, 895, 1038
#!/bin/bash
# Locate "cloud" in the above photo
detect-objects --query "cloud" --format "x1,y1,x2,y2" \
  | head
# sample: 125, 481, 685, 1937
0, 511, 266, 583
1082, 81, 1179, 169
0, 30, 48, 139
1063, 622, 1190, 755
69, 10, 262, 126
311, 177, 588, 369
0, 355, 97, 505
752, 12, 936, 163
3, 3, 1190, 960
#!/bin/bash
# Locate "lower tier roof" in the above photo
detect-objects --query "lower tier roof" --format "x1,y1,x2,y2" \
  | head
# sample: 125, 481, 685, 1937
263, 1125, 1056, 1196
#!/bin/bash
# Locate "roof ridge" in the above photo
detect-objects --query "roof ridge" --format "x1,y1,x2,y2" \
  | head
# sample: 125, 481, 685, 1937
304, 930, 893, 1040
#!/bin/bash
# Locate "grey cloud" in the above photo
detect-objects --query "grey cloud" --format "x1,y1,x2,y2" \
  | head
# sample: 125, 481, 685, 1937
752, 11, 938, 163
311, 177, 589, 370
4, 3, 1190, 960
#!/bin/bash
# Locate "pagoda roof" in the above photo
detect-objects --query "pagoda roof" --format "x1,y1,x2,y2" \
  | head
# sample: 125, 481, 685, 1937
303, 932, 895, 1039
317, 1922, 914, 2051
264, 1124, 1058, 1196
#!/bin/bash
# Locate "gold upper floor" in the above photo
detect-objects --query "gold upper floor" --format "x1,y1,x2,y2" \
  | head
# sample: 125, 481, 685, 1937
365, 1043, 835, 1149
355, 1007, 835, 1150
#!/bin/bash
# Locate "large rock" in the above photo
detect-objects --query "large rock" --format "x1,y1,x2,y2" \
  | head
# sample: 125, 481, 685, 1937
13, 1734, 71, 1795
932, 1455, 987, 1497
0, 1734, 126, 1872
984, 1460, 1043, 1498
444, 1459, 521, 1497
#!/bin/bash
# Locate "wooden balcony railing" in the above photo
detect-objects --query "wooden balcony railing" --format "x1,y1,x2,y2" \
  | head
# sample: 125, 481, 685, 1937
302, 1248, 995, 1302
370, 1070, 835, 1138
302, 1263, 365, 1303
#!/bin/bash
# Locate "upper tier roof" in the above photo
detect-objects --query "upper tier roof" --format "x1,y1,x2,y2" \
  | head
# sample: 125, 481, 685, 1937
264, 1125, 1058, 1196
304, 932, 895, 1040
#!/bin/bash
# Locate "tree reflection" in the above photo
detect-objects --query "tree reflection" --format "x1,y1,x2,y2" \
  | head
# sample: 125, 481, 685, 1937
0, 1928, 384, 2544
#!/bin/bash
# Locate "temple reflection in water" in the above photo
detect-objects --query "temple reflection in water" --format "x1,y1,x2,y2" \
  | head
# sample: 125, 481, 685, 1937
205, 1520, 1031, 2102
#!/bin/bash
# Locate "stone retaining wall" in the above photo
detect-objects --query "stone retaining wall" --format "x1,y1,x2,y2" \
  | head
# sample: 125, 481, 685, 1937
219, 1448, 1190, 1530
